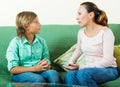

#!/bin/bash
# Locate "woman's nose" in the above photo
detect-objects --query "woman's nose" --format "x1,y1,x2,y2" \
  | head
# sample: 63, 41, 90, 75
76, 17, 78, 20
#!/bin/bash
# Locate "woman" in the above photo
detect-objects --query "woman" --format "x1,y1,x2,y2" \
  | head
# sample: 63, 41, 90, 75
64, 2, 118, 87
6, 11, 62, 83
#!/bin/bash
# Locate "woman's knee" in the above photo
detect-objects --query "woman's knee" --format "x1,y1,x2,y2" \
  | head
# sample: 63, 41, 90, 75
66, 70, 76, 76
65, 70, 77, 80
77, 69, 93, 82
65, 70, 78, 84
77, 69, 90, 78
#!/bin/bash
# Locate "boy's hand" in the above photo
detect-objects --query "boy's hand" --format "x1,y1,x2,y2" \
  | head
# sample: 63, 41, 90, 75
38, 59, 48, 66
37, 59, 51, 70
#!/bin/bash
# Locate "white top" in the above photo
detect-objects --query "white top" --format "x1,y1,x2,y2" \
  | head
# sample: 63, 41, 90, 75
69, 27, 117, 69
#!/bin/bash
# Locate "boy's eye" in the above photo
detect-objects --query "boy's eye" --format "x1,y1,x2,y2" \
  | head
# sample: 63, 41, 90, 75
32, 21, 39, 24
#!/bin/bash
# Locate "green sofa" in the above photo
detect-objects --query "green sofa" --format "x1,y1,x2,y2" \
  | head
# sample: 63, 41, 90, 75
0, 24, 120, 87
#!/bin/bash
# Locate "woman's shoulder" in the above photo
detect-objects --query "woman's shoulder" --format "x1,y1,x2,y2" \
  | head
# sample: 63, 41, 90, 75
100, 27, 114, 38
78, 27, 85, 33
77, 27, 85, 37
101, 27, 113, 34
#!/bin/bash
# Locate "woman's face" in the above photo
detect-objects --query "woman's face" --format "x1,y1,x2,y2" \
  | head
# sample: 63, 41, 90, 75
76, 5, 91, 26
26, 17, 41, 34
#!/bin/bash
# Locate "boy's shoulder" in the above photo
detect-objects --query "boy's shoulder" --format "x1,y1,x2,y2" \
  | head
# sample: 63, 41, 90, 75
10, 36, 20, 42
36, 35, 44, 41
35, 35, 46, 43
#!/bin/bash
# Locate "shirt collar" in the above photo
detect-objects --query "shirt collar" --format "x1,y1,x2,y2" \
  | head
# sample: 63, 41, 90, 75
21, 35, 39, 44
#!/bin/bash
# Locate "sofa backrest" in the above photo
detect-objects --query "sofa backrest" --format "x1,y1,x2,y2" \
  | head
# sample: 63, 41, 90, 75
0, 24, 120, 71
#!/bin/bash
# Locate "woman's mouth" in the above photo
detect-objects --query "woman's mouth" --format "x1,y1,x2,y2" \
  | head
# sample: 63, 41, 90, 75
78, 21, 81, 24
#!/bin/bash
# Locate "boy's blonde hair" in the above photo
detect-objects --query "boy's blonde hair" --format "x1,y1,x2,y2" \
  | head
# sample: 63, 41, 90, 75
16, 11, 37, 37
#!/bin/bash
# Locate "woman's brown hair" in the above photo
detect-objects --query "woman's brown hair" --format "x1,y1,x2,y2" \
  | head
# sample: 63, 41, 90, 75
81, 2, 108, 26
16, 11, 37, 37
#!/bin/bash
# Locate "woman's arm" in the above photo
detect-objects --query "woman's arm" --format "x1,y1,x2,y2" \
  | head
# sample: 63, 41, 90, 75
68, 30, 82, 64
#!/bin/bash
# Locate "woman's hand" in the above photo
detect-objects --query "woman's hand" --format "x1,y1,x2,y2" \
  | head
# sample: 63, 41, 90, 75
64, 64, 79, 70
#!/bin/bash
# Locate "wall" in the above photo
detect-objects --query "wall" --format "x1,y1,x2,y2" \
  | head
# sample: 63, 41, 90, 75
0, 0, 120, 26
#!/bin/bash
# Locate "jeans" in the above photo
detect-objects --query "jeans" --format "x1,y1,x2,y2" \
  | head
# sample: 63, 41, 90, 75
11, 69, 62, 83
65, 67, 118, 87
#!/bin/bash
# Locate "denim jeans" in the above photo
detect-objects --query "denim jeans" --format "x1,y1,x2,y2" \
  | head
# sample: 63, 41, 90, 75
65, 67, 118, 87
11, 69, 62, 83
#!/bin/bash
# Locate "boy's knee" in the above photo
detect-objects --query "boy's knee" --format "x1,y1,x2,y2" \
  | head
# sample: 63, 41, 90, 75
47, 70, 58, 75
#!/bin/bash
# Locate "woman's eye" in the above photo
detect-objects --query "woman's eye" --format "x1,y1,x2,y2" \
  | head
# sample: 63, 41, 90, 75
78, 12, 81, 15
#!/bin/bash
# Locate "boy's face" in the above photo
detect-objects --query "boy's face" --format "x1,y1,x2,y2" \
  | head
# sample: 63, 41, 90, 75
26, 17, 41, 34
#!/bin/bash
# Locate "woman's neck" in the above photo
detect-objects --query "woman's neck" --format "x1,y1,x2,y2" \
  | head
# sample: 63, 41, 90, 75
84, 23, 104, 38
86, 22, 100, 32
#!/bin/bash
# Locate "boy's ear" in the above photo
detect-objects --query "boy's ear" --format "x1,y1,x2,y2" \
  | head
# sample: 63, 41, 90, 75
24, 25, 29, 31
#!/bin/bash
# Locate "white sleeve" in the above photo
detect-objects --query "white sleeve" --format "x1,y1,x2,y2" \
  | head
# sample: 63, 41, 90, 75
68, 30, 82, 64
80, 29, 115, 68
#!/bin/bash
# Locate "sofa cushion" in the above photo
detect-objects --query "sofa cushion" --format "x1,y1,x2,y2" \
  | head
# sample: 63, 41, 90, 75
114, 45, 120, 72
54, 44, 85, 71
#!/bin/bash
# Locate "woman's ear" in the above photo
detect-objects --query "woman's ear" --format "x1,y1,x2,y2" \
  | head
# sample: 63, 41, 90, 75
89, 12, 94, 19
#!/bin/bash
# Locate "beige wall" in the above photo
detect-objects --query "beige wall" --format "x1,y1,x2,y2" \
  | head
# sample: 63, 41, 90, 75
0, 0, 120, 26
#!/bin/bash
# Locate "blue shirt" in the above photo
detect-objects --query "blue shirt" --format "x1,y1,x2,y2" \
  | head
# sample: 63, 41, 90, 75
6, 35, 51, 71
